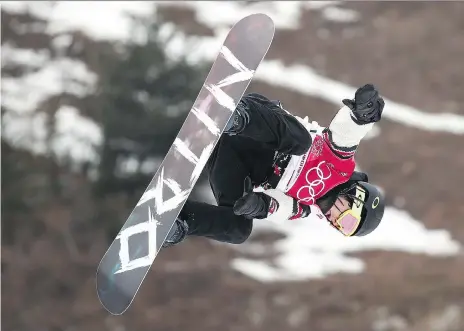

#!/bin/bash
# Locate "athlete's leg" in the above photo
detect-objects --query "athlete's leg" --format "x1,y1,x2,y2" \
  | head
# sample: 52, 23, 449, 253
164, 134, 274, 246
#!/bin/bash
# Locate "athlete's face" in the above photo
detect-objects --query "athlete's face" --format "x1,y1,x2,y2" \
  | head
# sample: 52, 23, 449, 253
325, 196, 351, 225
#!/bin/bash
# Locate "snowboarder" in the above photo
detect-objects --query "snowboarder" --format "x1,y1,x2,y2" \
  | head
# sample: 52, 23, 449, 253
163, 83, 386, 247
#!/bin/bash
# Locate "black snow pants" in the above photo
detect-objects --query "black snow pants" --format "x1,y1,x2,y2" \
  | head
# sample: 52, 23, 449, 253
179, 93, 312, 244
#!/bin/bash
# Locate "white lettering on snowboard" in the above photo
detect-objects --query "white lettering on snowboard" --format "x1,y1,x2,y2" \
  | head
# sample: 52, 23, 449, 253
192, 107, 220, 136
114, 207, 160, 274
113, 45, 254, 274
204, 46, 255, 112
173, 138, 215, 185
136, 167, 191, 212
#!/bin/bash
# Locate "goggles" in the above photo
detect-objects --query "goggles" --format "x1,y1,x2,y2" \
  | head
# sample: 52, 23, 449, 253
334, 185, 366, 236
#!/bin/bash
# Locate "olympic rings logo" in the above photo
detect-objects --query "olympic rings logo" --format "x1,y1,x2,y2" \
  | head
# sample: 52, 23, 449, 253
296, 161, 332, 204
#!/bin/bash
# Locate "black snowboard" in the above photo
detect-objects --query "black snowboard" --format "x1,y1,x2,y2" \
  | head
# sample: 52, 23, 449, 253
96, 13, 275, 315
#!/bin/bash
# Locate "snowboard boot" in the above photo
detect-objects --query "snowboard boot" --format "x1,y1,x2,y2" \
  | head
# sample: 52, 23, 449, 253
223, 100, 250, 135
162, 217, 189, 248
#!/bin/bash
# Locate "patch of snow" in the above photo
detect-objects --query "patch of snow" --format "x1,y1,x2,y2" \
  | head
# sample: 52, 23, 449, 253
321, 6, 360, 23
372, 307, 408, 331
156, 1, 302, 30
1, 1, 156, 42
1, 44, 49, 69
114, 155, 163, 177
1, 53, 99, 162
160, 25, 228, 65
2, 110, 49, 155
51, 106, 103, 163
1, 1, 56, 20
139, 157, 163, 174
156, 1, 358, 29
1, 6, 100, 163
155, 1, 464, 134
1, 105, 102, 163
303, 1, 341, 10
429, 305, 461, 331
2, 48, 97, 113
52, 34, 74, 49
230, 206, 461, 282
257, 61, 464, 134
199, 180, 461, 282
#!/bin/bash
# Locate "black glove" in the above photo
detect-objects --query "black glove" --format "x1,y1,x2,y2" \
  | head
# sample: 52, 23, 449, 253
233, 177, 312, 221
233, 177, 271, 219
342, 84, 385, 125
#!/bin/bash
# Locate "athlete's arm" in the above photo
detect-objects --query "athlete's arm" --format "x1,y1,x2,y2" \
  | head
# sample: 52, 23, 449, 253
325, 84, 384, 159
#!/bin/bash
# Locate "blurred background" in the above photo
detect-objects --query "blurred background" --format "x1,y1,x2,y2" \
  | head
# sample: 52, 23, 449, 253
2, 1, 464, 330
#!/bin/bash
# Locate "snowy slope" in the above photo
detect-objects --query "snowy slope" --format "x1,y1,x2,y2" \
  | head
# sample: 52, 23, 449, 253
1, 1, 461, 283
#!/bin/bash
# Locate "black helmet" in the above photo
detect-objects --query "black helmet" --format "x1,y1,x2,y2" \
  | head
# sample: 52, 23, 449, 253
316, 171, 385, 237
348, 181, 385, 236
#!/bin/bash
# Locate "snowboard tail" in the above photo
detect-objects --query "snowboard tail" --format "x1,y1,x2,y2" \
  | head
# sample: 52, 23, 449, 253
96, 13, 275, 315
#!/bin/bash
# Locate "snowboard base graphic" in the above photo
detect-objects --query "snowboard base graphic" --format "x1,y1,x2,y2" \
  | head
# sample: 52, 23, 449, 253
96, 13, 275, 315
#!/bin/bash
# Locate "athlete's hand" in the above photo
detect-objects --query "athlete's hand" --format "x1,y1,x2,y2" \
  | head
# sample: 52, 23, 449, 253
233, 177, 312, 222
343, 84, 385, 124
233, 177, 270, 219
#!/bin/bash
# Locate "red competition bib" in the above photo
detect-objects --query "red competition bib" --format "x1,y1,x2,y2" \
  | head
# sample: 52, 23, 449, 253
285, 134, 356, 205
